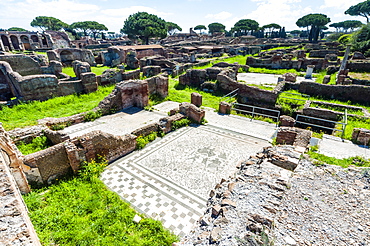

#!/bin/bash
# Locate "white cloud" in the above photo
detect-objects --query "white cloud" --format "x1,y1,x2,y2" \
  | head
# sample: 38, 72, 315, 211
205, 11, 232, 20
320, 0, 363, 9
232, 0, 312, 31
0, 1, 173, 33
102, 6, 172, 18
0, 0, 100, 30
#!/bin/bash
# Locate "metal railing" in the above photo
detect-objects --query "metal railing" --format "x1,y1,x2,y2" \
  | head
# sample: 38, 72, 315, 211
295, 110, 348, 139
232, 102, 281, 127
220, 88, 239, 102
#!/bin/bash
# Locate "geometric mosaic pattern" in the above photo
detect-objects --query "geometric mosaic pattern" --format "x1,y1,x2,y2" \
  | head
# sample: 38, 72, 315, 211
101, 125, 269, 237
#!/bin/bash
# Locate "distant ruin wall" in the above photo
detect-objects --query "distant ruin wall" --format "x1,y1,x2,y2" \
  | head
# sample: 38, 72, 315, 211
298, 81, 370, 104
0, 54, 42, 76
217, 71, 279, 105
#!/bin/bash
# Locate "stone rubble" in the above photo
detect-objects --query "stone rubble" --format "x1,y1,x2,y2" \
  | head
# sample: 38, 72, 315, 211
179, 145, 370, 245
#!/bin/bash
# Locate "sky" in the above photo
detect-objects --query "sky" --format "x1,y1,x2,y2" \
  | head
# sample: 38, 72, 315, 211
0, 0, 366, 33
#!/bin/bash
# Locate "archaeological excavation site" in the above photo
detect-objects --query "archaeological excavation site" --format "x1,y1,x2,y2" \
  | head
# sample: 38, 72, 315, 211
1, 5, 370, 246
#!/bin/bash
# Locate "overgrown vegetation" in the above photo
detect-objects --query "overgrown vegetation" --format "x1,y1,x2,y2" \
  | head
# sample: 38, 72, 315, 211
16, 136, 52, 155
0, 85, 115, 130
23, 157, 178, 245
171, 118, 191, 130
136, 132, 161, 150
83, 110, 103, 122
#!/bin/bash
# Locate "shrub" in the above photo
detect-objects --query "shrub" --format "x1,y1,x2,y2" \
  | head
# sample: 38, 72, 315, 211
136, 132, 158, 150
78, 155, 108, 181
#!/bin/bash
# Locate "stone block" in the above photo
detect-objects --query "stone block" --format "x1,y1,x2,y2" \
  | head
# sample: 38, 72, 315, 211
72, 60, 91, 79
191, 92, 202, 107
159, 113, 186, 133
283, 73, 297, 82
179, 102, 205, 124
279, 115, 295, 127
219, 101, 231, 114
43, 128, 70, 145
131, 123, 159, 137
352, 128, 370, 145
323, 75, 331, 84
142, 66, 161, 78
80, 72, 98, 93
121, 69, 140, 81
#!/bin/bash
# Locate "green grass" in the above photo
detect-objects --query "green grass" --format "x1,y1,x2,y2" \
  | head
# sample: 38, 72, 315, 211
192, 55, 252, 70
308, 149, 370, 168
245, 83, 275, 91
23, 158, 178, 246
314, 71, 337, 84
310, 102, 364, 116
166, 78, 224, 110
16, 136, 52, 155
62, 65, 113, 77
0, 85, 115, 130
341, 116, 370, 140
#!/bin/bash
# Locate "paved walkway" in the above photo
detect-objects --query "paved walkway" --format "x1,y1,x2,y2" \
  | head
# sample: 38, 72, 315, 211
319, 135, 370, 159
64, 107, 165, 138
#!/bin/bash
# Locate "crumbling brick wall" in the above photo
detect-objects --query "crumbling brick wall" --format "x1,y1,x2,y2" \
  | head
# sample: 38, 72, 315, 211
22, 131, 137, 184
299, 81, 370, 104
145, 74, 168, 98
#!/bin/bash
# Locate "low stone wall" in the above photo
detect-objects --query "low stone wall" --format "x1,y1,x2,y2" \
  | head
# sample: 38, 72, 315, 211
217, 70, 279, 105
8, 125, 47, 144
347, 60, 370, 72
276, 127, 311, 148
121, 69, 140, 81
131, 123, 160, 137
96, 80, 149, 115
0, 153, 41, 245
145, 75, 168, 98
352, 128, 370, 145
179, 67, 235, 88
299, 81, 370, 104
246, 56, 337, 70
22, 131, 137, 184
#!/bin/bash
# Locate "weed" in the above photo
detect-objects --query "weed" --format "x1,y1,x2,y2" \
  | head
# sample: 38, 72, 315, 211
16, 136, 52, 155
50, 122, 70, 131
136, 132, 158, 150
171, 118, 191, 131
83, 110, 102, 122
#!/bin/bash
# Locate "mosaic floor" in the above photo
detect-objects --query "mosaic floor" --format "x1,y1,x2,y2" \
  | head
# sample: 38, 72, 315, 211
101, 125, 269, 237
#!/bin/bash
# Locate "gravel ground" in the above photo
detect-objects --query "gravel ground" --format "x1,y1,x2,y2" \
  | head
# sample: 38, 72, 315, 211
180, 146, 370, 246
